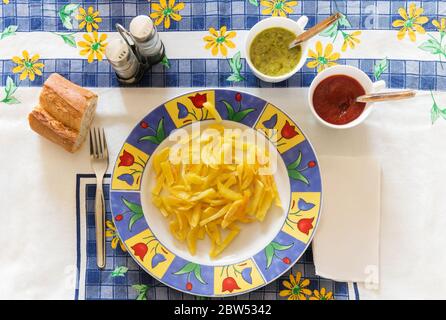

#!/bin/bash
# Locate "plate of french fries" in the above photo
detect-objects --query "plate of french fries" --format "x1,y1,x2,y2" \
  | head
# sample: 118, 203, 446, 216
141, 119, 290, 265
110, 90, 322, 296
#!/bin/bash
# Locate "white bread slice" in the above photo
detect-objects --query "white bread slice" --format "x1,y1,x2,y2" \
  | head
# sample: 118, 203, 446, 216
28, 73, 97, 152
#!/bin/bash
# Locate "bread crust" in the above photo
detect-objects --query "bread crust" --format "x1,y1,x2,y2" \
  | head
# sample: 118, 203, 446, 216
28, 73, 97, 153
39, 73, 98, 131
28, 106, 79, 153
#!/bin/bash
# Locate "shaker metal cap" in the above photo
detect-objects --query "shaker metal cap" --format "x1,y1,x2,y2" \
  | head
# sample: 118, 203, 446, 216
105, 38, 130, 65
129, 15, 154, 41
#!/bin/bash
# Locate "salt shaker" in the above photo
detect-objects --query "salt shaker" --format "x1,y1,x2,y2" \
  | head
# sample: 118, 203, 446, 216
105, 38, 144, 84
129, 15, 165, 66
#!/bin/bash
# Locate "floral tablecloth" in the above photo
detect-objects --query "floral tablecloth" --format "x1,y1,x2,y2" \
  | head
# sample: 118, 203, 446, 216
1, 1, 446, 118
1, 1, 445, 94
1, 0, 446, 300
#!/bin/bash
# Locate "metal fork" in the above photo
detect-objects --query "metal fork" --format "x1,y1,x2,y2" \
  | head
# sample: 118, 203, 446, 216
89, 128, 109, 269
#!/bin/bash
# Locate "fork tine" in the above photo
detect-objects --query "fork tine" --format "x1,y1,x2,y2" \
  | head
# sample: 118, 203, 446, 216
93, 127, 99, 158
102, 128, 108, 159
89, 129, 94, 156
94, 128, 101, 158
97, 127, 104, 159
91, 128, 98, 158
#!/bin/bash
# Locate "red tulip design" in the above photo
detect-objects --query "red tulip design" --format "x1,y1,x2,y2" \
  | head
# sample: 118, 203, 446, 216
282, 257, 291, 264
222, 277, 241, 293
188, 93, 207, 109
131, 242, 148, 261
281, 120, 299, 139
235, 92, 242, 102
119, 150, 135, 167
186, 282, 193, 291
297, 217, 314, 235
115, 214, 123, 222
308, 161, 316, 168
140, 121, 149, 129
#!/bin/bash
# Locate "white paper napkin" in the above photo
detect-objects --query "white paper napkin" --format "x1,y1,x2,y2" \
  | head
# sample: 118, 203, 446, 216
312, 156, 381, 288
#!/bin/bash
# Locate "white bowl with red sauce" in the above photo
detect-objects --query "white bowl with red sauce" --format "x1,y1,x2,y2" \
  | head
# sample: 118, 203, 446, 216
308, 65, 386, 129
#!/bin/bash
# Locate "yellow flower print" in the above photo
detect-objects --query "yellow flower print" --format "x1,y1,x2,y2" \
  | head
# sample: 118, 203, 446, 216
392, 3, 429, 42
150, 0, 185, 29
3, 0, 10, 4
433, 18, 446, 34
203, 26, 236, 57
260, 0, 298, 17
76, 6, 102, 33
105, 220, 127, 252
12, 50, 45, 81
307, 41, 340, 73
279, 272, 312, 300
78, 32, 108, 63
309, 288, 334, 300
341, 31, 362, 52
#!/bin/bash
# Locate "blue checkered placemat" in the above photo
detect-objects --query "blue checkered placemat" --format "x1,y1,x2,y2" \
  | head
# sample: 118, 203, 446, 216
76, 175, 357, 300
2, 58, 443, 90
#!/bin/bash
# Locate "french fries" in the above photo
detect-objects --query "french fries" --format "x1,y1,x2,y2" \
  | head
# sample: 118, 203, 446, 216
151, 119, 281, 258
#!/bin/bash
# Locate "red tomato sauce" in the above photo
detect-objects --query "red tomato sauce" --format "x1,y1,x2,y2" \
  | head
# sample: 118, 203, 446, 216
313, 75, 366, 125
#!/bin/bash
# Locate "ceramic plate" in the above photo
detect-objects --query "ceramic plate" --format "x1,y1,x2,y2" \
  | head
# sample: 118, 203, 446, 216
110, 89, 322, 297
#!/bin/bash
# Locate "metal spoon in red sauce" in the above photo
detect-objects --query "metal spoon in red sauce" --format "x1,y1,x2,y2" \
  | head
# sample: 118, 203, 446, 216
313, 75, 366, 125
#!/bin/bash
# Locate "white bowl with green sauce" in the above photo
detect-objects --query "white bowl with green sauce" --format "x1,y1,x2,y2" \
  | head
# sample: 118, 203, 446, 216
245, 16, 309, 83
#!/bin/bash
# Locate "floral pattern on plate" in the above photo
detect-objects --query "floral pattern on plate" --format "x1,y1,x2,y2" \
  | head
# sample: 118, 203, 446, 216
164, 90, 217, 127
254, 103, 306, 154
124, 229, 176, 280
111, 143, 149, 191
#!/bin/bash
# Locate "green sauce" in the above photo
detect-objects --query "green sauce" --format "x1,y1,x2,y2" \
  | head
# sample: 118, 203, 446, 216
250, 27, 302, 77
